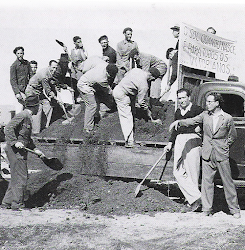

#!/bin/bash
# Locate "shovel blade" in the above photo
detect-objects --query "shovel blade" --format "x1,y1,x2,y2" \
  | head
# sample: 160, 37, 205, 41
42, 157, 63, 171
134, 183, 142, 197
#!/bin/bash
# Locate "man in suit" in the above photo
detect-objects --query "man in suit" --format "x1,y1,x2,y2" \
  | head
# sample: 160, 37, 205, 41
165, 88, 203, 211
169, 92, 241, 218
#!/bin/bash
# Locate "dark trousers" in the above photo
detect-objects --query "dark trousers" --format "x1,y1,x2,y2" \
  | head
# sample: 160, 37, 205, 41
2, 144, 28, 209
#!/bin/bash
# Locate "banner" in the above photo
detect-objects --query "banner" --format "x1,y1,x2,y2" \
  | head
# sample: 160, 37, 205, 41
178, 23, 237, 80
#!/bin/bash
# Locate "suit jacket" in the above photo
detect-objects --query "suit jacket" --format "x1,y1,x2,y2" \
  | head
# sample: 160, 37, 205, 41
179, 110, 237, 161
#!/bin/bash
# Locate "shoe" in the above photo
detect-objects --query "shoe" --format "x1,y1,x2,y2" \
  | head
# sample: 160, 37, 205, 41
0, 203, 11, 209
190, 198, 201, 212
202, 211, 212, 216
233, 213, 241, 219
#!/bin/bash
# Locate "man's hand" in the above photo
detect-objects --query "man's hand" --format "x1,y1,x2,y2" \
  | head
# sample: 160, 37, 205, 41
165, 142, 173, 152
34, 148, 45, 158
15, 142, 24, 149
169, 120, 179, 132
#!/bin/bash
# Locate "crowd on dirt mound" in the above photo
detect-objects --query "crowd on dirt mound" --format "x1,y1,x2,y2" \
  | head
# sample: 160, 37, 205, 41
0, 25, 242, 219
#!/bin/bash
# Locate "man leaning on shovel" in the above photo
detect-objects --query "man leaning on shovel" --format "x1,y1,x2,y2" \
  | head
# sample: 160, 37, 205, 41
0, 95, 45, 211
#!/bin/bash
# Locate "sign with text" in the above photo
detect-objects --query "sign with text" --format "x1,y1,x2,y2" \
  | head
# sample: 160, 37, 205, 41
179, 23, 237, 80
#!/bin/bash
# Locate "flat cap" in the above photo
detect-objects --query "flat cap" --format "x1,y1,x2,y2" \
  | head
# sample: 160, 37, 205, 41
170, 25, 180, 31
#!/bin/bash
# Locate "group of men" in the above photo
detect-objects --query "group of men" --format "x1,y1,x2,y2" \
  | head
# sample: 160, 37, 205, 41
4, 25, 240, 218
167, 88, 241, 219
2, 27, 169, 211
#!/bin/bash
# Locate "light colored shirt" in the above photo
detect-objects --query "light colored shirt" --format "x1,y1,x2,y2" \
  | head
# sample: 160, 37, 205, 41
117, 68, 149, 109
180, 102, 192, 116
116, 39, 138, 69
25, 67, 53, 99
79, 56, 107, 75
77, 63, 110, 94
212, 109, 224, 132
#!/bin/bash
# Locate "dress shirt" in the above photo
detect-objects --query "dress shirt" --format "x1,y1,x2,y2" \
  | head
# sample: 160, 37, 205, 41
212, 109, 224, 132
116, 40, 138, 68
180, 103, 192, 116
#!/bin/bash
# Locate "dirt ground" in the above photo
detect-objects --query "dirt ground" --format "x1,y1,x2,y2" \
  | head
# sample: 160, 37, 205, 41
1, 102, 245, 249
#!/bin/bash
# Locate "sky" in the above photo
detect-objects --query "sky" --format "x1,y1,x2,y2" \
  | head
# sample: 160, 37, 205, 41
1, 0, 245, 108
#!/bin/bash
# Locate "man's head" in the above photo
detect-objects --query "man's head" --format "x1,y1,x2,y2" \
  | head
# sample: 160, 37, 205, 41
48, 60, 58, 75
73, 36, 83, 49
13, 46, 24, 61
166, 47, 178, 60
207, 27, 216, 35
123, 27, 133, 41
98, 35, 109, 49
106, 64, 118, 78
129, 48, 139, 60
206, 92, 223, 112
25, 95, 40, 115
147, 67, 160, 81
177, 88, 191, 109
170, 25, 180, 39
30, 60, 38, 75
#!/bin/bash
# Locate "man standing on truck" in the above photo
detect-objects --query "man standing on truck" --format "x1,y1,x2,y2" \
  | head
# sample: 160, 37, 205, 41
169, 92, 241, 218
165, 88, 203, 211
113, 67, 160, 148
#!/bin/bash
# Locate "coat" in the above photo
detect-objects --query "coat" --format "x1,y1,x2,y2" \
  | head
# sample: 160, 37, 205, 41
179, 110, 237, 161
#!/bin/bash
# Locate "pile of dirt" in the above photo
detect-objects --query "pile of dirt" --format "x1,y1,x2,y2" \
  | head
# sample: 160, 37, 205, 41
38, 101, 175, 142
22, 155, 186, 216
1, 100, 185, 216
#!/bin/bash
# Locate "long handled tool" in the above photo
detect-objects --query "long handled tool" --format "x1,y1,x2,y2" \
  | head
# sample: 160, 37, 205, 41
23, 147, 63, 171
135, 147, 167, 197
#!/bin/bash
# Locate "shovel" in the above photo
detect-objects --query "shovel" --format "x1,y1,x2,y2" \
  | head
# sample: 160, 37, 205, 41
23, 147, 63, 171
135, 147, 167, 197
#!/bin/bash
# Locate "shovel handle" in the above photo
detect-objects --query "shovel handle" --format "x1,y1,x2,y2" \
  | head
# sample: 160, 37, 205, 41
23, 147, 44, 158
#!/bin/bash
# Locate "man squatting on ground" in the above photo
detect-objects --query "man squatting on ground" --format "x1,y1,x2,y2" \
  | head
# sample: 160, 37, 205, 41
113, 67, 160, 148
77, 62, 118, 135
10, 46, 31, 113
1, 95, 45, 211
165, 88, 203, 211
25, 60, 59, 134
169, 92, 241, 218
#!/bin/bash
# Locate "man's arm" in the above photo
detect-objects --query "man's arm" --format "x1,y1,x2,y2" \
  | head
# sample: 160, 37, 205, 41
10, 63, 21, 95
227, 117, 237, 146
169, 112, 204, 132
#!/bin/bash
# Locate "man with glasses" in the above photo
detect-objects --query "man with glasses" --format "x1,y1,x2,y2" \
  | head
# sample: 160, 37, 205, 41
169, 92, 241, 218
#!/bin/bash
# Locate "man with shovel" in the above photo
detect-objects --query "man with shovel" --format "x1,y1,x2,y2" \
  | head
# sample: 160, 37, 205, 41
1, 95, 45, 211
165, 88, 203, 212
25, 60, 60, 134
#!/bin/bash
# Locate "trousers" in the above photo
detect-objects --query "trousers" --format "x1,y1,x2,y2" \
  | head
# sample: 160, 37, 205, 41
173, 133, 202, 205
2, 144, 28, 209
113, 86, 135, 143
32, 99, 53, 134
202, 151, 240, 214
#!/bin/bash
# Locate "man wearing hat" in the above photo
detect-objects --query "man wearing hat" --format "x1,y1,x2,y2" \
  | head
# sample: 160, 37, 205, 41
1, 95, 45, 211
113, 67, 160, 148
170, 25, 180, 50
77, 63, 118, 135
